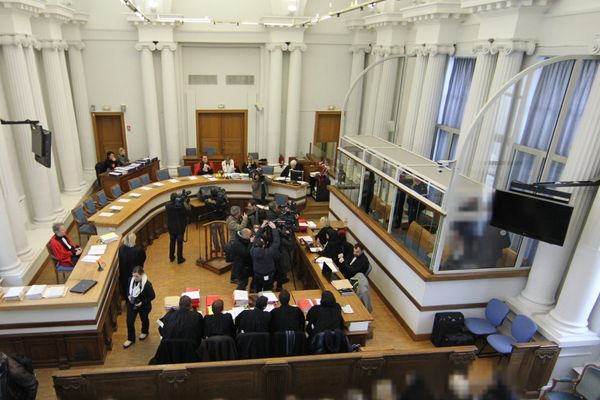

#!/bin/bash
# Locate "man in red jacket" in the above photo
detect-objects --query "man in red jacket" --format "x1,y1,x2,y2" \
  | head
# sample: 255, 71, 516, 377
48, 223, 82, 267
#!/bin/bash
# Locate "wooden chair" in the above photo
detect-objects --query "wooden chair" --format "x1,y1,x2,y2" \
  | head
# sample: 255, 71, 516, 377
46, 242, 74, 284
197, 220, 231, 274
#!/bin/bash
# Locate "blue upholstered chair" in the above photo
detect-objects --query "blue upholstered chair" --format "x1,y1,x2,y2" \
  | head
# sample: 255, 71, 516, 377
72, 206, 98, 244
47, 242, 74, 284
261, 165, 274, 175
110, 184, 123, 199
178, 166, 192, 177
274, 193, 288, 207
157, 169, 171, 181
486, 314, 537, 356
140, 174, 151, 185
542, 364, 600, 399
83, 198, 97, 216
465, 298, 510, 337
95, 190, 110, 208
128, 178, 142, 191
248, 152, 259, 160
185, 148, 197, 156
203, 147, 216, 156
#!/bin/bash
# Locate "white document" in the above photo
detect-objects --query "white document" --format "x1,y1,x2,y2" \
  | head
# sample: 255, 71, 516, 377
208, 177, 217, 181
315, 256, 333, 263
140, 186, 152, 191
129, 193, 142, 198
81, 255, 101, 263
26, 285, 47, 300
98, 212, 114, 217
169, 179, 179, 183
110, 205, 123, 211
265, 304, 275, 312
260, 291, 278, 304
43, 286, 67, 299
3, 286, 26, 301
309, 247, 323, 253
227, 306, 246, 320
298, 236, 314, 243
153, 182, 165, 187
100, 232, 119, 244
88, 245, 107, 255
188, 176, 198, 180
307, 221, 317, 229
341, 304, 354, 314
181, 290, 200, 300
117, 198, 131, 203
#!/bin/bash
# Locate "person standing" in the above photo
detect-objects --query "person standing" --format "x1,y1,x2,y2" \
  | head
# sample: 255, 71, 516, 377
124, 266, 155, 348
48, 223, 82, 268
228, 228, 254, 291
165, 192, 187, 264
118, 232, 147, 300
251, 168, 269, 204
226, 206, 249, 239
250, 221, 280, 292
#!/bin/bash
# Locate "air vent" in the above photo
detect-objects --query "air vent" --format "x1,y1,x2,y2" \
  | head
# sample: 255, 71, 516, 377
188, 75, 218, 85
226, 75, 255, 85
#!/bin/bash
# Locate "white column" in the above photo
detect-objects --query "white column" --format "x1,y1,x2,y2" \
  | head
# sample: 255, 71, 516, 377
0, 76, 32, 260
41, 40, 84, 192
59, 47, 85, 186
456, 41, 496, 159
588, 294, 600, 334
468, 40, 534, 182
266, 43, 286, 162
400, 46, 427, 149
346, 45, 369, 136
0, 181, 22, 275
0, 35, 55, 224
284, 43, 306, 158
23, 41, 65, 218
67, 41, 97, 172
158, 43, 181, 173
372, 46, 400, 141
512, 65, 600, 315
361, 48, 382, 135
136, 42, 162, 160
411, 44, 452, 157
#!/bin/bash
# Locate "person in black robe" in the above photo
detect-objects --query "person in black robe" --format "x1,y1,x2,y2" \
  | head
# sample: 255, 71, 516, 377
270, 290, 305, 332
319, 229, 342, 260
118, 232, 146, 299
338, 243, 370, 279
104, 151, 117, 171
235, 296, 271, 333
159, 295, 204, 347
204, 299, 235, 338
280, 159, 298, 178
306, 291, 344, 338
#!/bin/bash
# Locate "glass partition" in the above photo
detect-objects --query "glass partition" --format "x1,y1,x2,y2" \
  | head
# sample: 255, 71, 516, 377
337, 152, 363, 205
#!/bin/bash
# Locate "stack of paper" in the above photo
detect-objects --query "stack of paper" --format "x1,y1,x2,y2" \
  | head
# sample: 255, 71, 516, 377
140, 186, 152, 191
26, 285, 47, 300
100, 232, 119, 244
227, 306, 246, 320
98, 212, 114, 217
297, 298, 318, 313
309, 246, 323, 253
169, 179, 179, 183
316, 257, 339, 273
332, 279, 354, 296
43, 286, 67, 299
164, 296, 180, 310
189, 176, 198, 180
307, 221, 318, 229
88, 245, 107, 255
116, 198, 131, 203
129, 193, 142, 198
298, 236, 314, 244
233, 290, 248, 307
3, 286, 26, 301
260, 291, 278, 304
110, 205, 123, 211
81, 255, 101, 263
153, 182, 165, 187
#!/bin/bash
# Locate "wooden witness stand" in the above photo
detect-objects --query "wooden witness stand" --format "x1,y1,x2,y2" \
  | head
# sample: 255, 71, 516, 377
197, 220, 231, 274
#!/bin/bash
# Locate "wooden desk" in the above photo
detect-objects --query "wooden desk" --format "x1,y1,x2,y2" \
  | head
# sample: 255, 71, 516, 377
99, 159, 159, 197
0, 236, 121, 368
294, 233, 373, 345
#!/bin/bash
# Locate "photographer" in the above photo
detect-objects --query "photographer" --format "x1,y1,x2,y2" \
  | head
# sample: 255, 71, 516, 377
250, 220, 280, 292
226, 206, 249, 239
228, 228, 254, 291
165, 191, 189, 264
274, 226, 293, 291
251, 168, 269, 204
246, 199, 265, 227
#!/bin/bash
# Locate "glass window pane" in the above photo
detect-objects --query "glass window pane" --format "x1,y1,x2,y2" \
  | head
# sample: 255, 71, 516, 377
508, 151, 539, 184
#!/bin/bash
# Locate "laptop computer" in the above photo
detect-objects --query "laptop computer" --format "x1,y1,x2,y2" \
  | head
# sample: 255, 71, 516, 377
70, 279, 98, 294
321, 262, 333, 282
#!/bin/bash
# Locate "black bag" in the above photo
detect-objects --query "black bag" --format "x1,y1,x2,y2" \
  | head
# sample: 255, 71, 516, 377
431, 312, 473, 347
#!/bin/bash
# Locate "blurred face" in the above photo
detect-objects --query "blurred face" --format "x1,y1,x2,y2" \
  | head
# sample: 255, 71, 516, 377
247, 157, 252, 164
56, 224, 67, 237
132, 272, 142, 282
353, 247, 362, 257
202, 155, 208, 163
109, 153, 116, 161
290, 160, 297, 168
247, 202, 255, 211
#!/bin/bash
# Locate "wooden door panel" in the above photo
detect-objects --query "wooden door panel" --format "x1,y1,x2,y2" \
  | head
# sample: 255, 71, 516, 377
93, 113, 126, 162
221, 112, 246, 164
197, 113, 221, 156
314, 112, 341, 143
196, 110, 247, 167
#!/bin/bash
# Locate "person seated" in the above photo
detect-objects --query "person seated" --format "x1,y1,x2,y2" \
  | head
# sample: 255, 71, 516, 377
226, 205, 249, 239
221, 156, 238, 174
117, 147, 129, 166
48, 223, 82, 267
104, 151, 117, 171
159, 295, 204, 348
280, 159, 298, 178
193, 155, 215, 175
242, 154, 258, 174
235, 295, 271, 333
338, 243, 370, 279
306, 291, 344, 338
203, 299, 235, 338
270, 290, 305, 333
319, 228, 342, 260
315, 216, 331, 247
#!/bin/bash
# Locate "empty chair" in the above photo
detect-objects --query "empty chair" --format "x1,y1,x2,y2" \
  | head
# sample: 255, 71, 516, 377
185, 148, 197, 156
95, 190, 110, 208
178, 166, 192, 177
465, 298, 509, 337
157, 169, 171, 181
139, 174, 151, 185
261, 165, 274, 175
486, 314, 537, 356
128, 177, 142, 191
203, 147, 216, 156
47, 242, 74, 284
83, 198, 98, 216
542, 364, 600, 400
274, 193, 288, 207
71, 206, 98, 244
110, 184, 123, 199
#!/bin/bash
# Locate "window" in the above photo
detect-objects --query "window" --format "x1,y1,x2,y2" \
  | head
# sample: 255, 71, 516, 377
432, 58, 476, 161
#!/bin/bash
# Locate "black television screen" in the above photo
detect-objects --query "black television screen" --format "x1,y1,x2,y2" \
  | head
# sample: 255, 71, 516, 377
30, 124, 52, 168
490, 189, 573, 246
290, 169, 303, 182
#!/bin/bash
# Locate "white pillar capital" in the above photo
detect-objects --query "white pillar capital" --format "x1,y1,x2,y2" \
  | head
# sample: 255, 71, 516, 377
472, 40, 495, 55
266, 43, 288, 52
373, 44, 405, 57
406, 44, 427, 56
38, 39, 68, 51
135, 42, 157, 51
490, 39, 536, 56
156, 42, 177, 51
349, 44, 371, 54
67, 40, 85, 51
287, 43, 306, 52
590, 33, 600, 55
424, 43, 455, 56
0, 34, 30, 47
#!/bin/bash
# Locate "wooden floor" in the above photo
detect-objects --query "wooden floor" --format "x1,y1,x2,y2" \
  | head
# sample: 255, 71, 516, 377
31, 201, 496, 399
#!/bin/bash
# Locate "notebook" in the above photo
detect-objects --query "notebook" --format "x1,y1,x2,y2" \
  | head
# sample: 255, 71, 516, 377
70, 279, 97, 294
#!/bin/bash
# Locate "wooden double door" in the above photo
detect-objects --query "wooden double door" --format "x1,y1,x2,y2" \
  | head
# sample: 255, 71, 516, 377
196, 110, 247, 167
92, 112, 127, 162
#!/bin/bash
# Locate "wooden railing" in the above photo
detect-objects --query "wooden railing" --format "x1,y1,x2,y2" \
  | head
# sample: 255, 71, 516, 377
507, 341, 561, 398
53, 346, 477, 400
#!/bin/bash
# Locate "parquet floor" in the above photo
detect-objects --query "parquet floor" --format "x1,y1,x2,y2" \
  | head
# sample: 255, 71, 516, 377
32, 219, 495, 399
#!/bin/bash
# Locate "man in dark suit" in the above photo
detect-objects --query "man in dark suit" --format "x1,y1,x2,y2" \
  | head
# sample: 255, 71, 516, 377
204, 299, 235, 338
235, 296, 271, 333
338, 243, 370, 279
165, 192, 187, 264
270, 290, 305, 332
280, 159, 298, 178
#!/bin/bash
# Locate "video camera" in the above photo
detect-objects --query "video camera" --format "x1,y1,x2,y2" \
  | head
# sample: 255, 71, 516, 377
174, 189, 191, 207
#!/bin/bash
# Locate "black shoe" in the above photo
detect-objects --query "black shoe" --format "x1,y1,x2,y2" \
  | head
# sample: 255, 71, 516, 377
177, 258, 186, 264
170, 257, 175, 262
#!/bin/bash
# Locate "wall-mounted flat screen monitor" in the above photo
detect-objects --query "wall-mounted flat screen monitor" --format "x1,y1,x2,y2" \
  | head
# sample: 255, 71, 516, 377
290, 169, 303, 182
30, 124, 52, 168
490, 189, 573, 246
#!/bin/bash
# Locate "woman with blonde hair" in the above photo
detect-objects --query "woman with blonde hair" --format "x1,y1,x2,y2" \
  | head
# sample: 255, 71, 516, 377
118, 232, 146, 299
315, 216, 330, 247
117, 147, 129, 166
